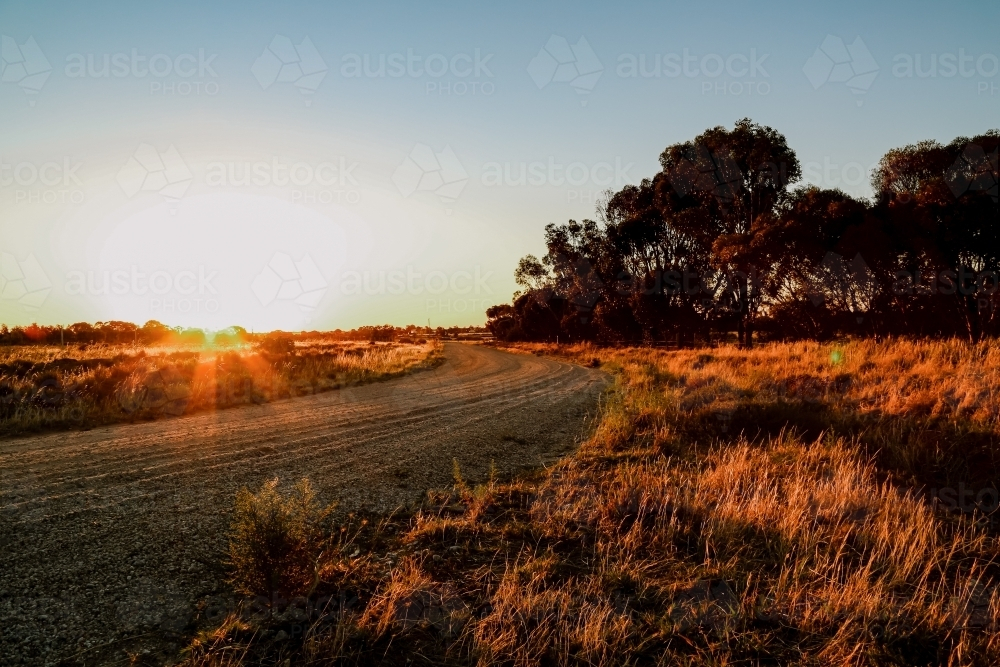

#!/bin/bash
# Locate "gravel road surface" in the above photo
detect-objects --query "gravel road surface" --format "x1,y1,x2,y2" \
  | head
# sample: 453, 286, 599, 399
0, 343, 607, 666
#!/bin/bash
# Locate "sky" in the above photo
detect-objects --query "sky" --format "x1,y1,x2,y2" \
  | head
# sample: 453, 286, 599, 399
0, 0, 997, 331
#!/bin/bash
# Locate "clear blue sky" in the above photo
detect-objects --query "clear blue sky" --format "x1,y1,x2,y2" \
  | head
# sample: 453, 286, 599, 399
1, 0, 997, 330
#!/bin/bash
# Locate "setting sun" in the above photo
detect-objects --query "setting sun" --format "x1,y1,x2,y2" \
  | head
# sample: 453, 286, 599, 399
66, 192, 352, 331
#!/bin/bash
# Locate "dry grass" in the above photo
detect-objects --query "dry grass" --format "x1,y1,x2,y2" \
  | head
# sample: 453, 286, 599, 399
559, 339, 1000, 492
180, 339, 1000, 666
0, 339, 442, 435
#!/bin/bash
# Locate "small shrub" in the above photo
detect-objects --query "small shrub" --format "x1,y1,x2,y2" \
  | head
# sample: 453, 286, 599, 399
228, 477, 333, 604
259, 333, 296, 357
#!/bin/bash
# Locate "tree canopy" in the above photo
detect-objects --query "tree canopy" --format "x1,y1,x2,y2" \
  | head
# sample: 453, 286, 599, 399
488, 120, 1000, 345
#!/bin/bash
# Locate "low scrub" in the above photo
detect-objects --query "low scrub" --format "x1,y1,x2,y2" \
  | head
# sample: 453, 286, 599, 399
0, 339, 441, 436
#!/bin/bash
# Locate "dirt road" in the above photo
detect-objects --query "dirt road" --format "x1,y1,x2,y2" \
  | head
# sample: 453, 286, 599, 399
0, 343, 607, 666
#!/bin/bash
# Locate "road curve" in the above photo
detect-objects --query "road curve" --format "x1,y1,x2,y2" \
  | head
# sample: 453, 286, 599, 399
0, 343, 607, 666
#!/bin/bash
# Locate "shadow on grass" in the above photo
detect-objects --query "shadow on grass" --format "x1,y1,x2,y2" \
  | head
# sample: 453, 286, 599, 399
678, 398, 1000, 517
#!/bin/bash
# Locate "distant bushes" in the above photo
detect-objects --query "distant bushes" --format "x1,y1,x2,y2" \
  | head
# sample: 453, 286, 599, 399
0, 349, 199, 429
0, 320, 210, 346
0, 338, 441, 435
0, 322, 489, 348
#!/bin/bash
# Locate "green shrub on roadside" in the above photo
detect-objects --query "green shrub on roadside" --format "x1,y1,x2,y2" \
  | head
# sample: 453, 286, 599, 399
228, 478, 333, 604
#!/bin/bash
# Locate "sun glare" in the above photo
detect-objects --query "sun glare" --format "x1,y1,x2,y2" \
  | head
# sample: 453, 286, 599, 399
85, 192, 355, 332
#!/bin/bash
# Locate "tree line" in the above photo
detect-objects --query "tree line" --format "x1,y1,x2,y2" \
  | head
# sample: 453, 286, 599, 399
486, 119, 999, 346
0, 320, 205, 346
0, 321, 490, 346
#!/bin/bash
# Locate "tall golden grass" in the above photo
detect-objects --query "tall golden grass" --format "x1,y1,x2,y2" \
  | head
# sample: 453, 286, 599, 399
184, 339, 1000, 666
0, 340, 441, 435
